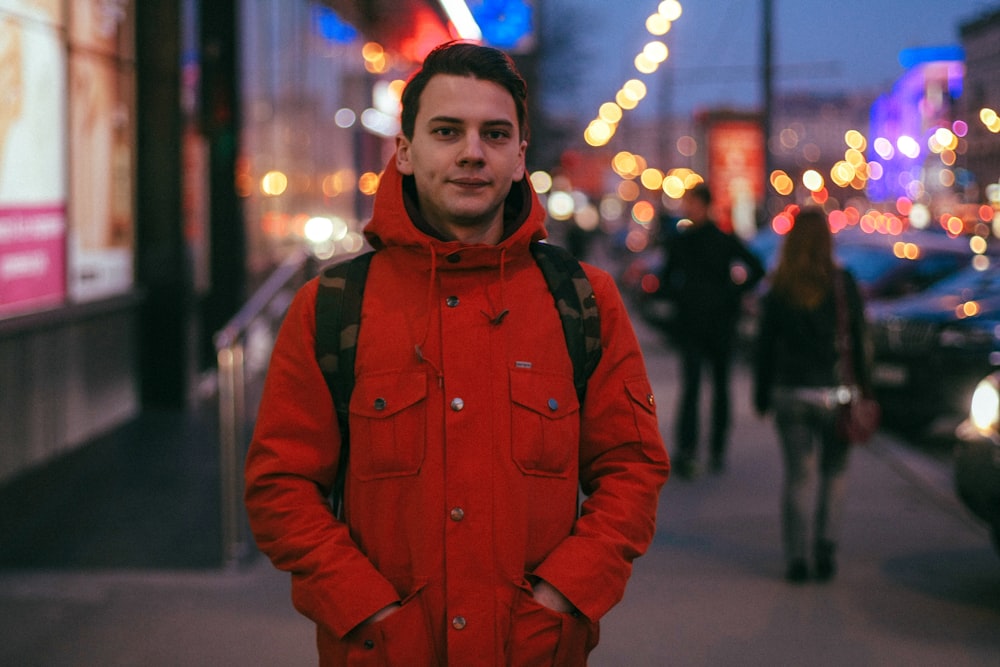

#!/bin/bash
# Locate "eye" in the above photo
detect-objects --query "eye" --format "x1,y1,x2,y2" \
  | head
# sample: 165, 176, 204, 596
485, 129, 511, 141
432, 126, 458, 138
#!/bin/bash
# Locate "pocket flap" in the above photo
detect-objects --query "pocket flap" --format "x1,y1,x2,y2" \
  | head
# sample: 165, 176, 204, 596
510, 369, 579, 419
625, 376, 657, 415
351, 371, 427, 419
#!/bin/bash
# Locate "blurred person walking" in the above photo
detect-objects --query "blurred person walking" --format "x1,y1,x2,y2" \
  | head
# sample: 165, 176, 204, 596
753, 207, 871, 583
244, 41, 669, 666
660, 183, 764, 478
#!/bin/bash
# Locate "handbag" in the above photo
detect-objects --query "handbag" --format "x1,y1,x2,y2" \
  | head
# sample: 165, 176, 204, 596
836, 393, 881, 443
832, 271, 881, 444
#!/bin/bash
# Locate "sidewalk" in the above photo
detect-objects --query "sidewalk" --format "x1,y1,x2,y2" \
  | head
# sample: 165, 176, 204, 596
0, 399, 226, 569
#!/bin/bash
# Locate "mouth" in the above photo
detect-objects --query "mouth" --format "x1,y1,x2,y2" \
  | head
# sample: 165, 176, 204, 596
449, 178, 490, 189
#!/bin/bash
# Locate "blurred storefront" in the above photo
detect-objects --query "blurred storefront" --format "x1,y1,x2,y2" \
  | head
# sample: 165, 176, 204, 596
0, 0, 140, 484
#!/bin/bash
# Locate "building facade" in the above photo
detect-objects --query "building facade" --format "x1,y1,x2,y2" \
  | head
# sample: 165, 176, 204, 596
959, 7, 1000, 212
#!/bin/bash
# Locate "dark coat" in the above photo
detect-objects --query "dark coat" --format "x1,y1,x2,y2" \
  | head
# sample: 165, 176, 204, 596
754, 267, 870, 413
660, 221, 765, 343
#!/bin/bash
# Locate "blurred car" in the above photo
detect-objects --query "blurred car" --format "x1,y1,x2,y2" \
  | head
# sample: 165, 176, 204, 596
835, 228, 976, 303
954, 371, 1000, 557
619, 244, 673, 330
868, 259, 1000, 429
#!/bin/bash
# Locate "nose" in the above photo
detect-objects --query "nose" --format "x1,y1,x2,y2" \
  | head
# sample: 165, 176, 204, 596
457, 131, 486, 164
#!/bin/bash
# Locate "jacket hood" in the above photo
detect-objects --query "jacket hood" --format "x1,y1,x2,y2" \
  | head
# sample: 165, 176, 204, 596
363, 157, 548, 255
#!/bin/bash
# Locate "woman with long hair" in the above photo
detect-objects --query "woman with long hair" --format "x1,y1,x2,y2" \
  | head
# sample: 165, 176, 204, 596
753, 207, 870, 583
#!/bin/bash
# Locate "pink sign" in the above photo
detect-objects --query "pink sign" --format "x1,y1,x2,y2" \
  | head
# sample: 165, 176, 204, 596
0, 204, 66, 315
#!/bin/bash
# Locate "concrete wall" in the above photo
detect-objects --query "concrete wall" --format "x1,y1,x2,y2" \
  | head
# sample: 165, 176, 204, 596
0, 297, 140, 484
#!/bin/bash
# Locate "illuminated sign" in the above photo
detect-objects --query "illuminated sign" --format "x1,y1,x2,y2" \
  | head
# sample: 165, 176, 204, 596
468, 0, 534, 50
67, 0, 135, 302
0, 1, 67, 315
313, 5, 357, 44
0, 206, 65, 314
867, 47, 965, 203
705, 117, 765, 236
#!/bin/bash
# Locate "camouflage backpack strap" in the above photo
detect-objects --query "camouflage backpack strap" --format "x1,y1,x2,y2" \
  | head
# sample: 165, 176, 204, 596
529, 242, 602, 403
315, 250, 374, 516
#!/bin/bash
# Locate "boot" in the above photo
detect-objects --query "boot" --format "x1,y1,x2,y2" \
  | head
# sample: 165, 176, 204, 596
815, 540, 837, 582
785, 559, 809, 584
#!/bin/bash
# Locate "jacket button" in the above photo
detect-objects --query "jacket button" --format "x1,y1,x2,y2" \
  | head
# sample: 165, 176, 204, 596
452, 616, 467, 630
373, 397, 386, 411
647, 393, 655, 407
547, 398, 559, 411
446, 254, 461, 263
450, 397, 465, 411
446, 295, 460, 307
364, 639, 375, 650
450, 507, 465, 521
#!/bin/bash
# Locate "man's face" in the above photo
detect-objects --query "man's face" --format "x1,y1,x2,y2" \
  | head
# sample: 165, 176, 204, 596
396, 74, 527, 243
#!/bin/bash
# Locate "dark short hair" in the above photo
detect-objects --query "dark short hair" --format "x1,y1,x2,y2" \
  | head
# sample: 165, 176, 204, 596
399, 41, 529, 142
686, 182, 712, 206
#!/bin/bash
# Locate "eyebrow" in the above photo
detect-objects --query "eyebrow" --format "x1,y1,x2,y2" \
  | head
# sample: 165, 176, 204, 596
427, 115, 515, 129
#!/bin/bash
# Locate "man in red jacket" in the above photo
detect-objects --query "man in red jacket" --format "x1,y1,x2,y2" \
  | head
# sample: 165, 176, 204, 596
244, 41, 669, 666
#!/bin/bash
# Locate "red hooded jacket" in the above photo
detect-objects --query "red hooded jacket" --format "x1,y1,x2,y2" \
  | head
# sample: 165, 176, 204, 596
244, 158, 669, 666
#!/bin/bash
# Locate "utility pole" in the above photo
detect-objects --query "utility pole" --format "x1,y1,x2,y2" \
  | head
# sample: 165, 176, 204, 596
762, 0, 774, 220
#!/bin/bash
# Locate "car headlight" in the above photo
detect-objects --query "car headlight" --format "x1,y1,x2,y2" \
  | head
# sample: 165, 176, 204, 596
969, 376, 1000, 433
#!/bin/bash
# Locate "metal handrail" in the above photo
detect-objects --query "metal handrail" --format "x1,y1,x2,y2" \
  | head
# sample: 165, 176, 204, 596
214, 249, 313, 567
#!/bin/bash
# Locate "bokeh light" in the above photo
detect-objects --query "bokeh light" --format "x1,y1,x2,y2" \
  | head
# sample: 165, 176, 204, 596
658, 0, 682, 21
632, 200, 655, 225
802, 169, 824, 192
261, 170, 288, 196
530, 170, 553, 194
646, 13, 671, 35
547, 191, 575, 220
676, 135, 697, 157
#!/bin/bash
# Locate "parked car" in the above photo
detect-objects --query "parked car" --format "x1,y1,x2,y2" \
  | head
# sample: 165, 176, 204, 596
619, 244, 672, 330
954, 371, 1000, 557
836, 228, 977, 303
869, 259, 1000, 429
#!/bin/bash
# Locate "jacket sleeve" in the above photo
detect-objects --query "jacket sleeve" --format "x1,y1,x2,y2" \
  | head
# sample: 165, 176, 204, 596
533, 268, 670, 622
244, 279, 400, 639
732, 235, 766, 293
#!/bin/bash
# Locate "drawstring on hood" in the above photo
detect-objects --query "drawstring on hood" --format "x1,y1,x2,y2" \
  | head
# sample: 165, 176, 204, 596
414, 247, 445, 387
482, 246, 510, 325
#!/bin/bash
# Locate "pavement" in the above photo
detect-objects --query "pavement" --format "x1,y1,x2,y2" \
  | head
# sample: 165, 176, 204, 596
1, 256, 998, 666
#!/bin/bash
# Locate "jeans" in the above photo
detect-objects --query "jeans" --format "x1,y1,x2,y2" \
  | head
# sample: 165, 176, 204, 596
772, 387, 851, 564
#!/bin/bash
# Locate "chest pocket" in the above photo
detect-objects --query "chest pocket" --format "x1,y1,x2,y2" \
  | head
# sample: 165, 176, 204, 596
510, 368, 580, 478
349, 371, 427, 480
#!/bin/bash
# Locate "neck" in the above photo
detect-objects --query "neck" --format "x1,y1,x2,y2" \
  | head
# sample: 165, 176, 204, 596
430, 218, 504, 245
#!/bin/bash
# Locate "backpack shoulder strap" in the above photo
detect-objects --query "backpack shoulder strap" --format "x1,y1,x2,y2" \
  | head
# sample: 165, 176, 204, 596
529, 242, 602, 403
315, 250, 374, 515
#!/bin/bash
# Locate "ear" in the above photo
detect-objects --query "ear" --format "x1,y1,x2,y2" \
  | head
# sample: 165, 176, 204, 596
512, 139, 527, 181
395, 135, 414, 175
